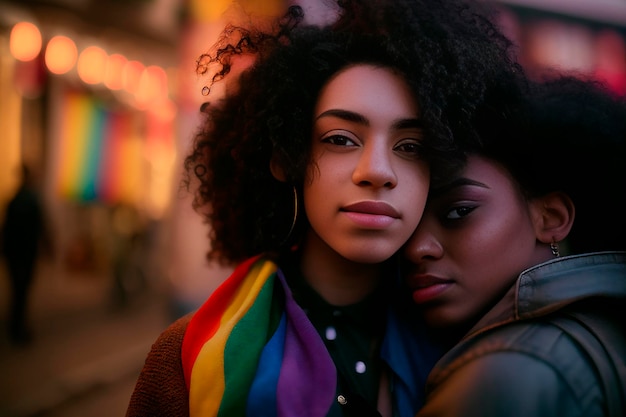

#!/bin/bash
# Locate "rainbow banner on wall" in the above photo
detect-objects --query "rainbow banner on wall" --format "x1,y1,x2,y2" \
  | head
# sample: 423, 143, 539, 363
55, 90, 143, 204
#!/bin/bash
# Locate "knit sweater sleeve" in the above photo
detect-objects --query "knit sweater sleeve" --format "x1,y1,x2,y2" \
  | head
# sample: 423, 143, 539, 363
126, 313, 192, 417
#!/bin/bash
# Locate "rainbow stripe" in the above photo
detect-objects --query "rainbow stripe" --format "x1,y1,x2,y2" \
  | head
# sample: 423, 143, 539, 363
182, 256, 337, 417
56, 90, 141, 203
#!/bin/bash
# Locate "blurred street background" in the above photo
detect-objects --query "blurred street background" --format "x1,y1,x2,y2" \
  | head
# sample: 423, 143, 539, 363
0, 256, 170, 417
0, 0, 624, 416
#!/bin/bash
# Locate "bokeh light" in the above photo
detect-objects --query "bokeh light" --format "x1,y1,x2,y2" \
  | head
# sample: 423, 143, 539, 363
45, 35, 78, 75
10, 22, 42, 62
77, 45, 108, 85
135, 65, 169, 107
122, 60, 145, 94
104, 53, 128, 90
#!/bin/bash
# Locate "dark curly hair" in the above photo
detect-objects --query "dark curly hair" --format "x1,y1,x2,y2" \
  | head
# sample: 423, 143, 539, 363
184, 0, 525, 265
477, 75, 626, 254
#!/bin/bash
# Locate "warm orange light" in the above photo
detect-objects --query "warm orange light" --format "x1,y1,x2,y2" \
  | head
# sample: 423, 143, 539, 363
147, 65, 168, 96
10, 22, 42, 62
45, 35, 78, 74
77, 45, 108, 85
122, 60, 145, 94
104, 53, 128, 90
240, 0, 283, 16
135, 65, 169, 105
154, 98, 177, 122
190, 0, 232, 21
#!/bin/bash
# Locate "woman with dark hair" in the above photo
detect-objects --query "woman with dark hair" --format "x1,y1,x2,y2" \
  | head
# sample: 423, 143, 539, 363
127, 1, 524, 416
404, 76, 626, 417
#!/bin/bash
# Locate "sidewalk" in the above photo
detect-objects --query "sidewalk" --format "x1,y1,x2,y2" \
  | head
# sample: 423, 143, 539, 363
0, 258, 173, 417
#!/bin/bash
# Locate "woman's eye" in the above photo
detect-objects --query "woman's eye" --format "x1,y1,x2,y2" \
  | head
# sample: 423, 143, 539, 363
444, 205, 476, 220
322, 134, 357, 146
394, 140, 422, 156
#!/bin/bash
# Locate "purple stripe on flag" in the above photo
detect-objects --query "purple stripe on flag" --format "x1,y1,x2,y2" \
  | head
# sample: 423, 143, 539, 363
276, 270, 337, 417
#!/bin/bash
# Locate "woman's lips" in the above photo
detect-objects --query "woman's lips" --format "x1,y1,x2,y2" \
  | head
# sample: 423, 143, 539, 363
407, 274, 453, 304
341, 201, 400, 228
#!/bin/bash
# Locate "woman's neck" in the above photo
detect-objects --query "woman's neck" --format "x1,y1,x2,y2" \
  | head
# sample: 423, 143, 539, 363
296, 229, 386, 306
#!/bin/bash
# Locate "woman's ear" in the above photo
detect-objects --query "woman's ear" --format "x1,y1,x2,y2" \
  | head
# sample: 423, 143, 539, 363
529, 192, 575, 244
270, 154, 287, 182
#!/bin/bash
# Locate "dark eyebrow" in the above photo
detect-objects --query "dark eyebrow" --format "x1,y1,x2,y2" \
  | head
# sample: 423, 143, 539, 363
315, 108, 424, 130
392, 118, 424, 130
315, 109, 368, 124
431, 177, 490, 197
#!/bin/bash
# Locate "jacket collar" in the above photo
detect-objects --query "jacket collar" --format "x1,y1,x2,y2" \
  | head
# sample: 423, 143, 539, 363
465, 251, 626, 339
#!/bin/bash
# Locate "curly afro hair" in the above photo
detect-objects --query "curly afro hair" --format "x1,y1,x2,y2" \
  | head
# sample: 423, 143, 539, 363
184, 0, 525, 265
479, 75, 626, 254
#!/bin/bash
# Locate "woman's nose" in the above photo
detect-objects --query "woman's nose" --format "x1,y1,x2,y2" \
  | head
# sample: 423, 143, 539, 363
404, 222, 444, 262
352, 139, 397, 188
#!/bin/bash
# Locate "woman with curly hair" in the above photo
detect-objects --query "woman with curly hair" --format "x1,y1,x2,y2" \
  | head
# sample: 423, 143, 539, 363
127, 1, 524, 416
404, 76, 626, 417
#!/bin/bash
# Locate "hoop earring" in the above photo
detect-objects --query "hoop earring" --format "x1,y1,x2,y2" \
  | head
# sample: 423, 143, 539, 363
280, 186, 298, 246
550, 240, 560, 258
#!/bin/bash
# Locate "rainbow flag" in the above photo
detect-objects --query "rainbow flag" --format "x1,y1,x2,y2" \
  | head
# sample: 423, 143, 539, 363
55, 90, 142, 204
181, 256, 338, 417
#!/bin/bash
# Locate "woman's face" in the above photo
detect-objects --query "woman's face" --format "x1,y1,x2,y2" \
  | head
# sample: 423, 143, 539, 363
304, 64, 430, 264
403, 154, 550, 329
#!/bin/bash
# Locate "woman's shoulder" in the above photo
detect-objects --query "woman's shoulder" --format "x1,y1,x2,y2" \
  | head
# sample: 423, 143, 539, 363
420, 346, 604, 417
443, 315, 614, 381
424, 315, 620, 416
420, 324, 594, 416
126, 313, 194, 417
151, 313, 194, 352
136, 312, 194, 379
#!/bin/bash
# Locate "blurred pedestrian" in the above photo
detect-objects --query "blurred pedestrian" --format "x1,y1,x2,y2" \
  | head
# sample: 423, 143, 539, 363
1, 164, 49, 345
109, 203, 147, 308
